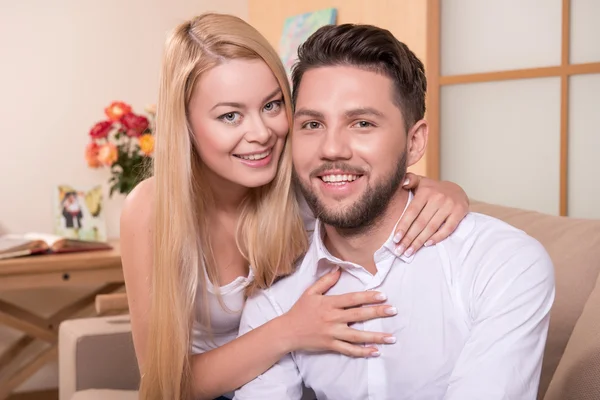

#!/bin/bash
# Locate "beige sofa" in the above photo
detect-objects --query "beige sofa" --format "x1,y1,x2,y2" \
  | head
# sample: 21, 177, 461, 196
58, 200, 600, 400
59, 315, 139, 400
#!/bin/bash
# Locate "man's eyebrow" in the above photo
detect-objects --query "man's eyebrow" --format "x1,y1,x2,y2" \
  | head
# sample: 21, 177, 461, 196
294, 108, 325, 119
345, 107, 384, 119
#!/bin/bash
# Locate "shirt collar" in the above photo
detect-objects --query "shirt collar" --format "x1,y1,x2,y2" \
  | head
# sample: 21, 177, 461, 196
307, 191, 415, 277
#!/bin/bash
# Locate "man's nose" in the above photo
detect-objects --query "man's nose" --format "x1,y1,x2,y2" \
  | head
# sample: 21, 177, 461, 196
319, 126, 352, 160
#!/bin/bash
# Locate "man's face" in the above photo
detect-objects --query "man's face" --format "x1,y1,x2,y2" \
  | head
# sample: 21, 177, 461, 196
292, 65, 408, 231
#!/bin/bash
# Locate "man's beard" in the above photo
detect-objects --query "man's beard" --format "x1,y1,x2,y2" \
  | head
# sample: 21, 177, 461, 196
294, 152, 407, 235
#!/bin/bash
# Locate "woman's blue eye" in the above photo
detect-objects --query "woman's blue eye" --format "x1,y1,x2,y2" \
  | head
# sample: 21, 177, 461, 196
264, 100, 282, 112
219, 112, 241, 125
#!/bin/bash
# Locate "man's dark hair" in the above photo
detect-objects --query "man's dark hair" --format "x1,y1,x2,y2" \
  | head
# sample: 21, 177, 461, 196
291, 23, 427, 131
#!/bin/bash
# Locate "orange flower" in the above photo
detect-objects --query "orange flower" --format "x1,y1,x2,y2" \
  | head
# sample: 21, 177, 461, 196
104, 101, 132, 122
97, 143, 118, 166
85, 142, 102, 168
139, 134, 154, 155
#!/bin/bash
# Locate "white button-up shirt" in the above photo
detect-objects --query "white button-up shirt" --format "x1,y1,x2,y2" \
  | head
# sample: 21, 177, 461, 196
234, 197, 555, 400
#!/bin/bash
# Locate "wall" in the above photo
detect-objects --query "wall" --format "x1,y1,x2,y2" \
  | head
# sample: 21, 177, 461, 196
248, 0, 430, 176
0, 0, 248, 393
437, 0, 600, 218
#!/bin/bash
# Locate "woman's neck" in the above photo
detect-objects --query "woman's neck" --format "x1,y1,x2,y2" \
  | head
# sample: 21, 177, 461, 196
203, 169, 250, 213
202, 169, 251, 285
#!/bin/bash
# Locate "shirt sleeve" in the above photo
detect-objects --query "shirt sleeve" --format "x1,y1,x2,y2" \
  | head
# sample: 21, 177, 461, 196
444, 240, 556, 400
233, 290, 304, 400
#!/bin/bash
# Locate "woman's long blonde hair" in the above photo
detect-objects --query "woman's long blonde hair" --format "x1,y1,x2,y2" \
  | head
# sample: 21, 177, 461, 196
141, 13, 308, 400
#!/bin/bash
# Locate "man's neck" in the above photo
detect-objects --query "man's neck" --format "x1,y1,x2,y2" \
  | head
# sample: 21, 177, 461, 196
323, 188, 410, 274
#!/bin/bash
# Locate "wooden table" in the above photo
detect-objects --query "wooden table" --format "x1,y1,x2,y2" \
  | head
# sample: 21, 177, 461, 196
0, 241, 124, 399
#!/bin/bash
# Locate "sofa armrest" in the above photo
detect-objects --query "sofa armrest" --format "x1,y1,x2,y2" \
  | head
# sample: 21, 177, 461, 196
58, 315, 140, 400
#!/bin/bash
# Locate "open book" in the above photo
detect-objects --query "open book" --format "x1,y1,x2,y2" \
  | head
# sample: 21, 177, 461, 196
0, 233, 112, 260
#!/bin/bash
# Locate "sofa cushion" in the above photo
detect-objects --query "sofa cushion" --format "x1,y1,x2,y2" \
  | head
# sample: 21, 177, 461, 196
544, 271, 600, 400
469, 200, 600, 399
59, 316, 139, 400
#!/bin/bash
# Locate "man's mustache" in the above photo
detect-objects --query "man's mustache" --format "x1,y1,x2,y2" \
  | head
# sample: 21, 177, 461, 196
309, 162, 366, 178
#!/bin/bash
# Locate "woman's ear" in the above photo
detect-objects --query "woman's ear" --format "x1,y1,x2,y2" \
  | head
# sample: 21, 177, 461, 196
406, 119, 428, 167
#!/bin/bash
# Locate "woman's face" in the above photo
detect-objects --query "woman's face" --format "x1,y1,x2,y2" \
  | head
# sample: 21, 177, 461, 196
188, 59, 289, 190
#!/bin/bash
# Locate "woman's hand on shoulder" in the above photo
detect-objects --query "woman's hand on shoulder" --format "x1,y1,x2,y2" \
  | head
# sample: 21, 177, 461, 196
281, 269, 397, 358
393, 173, 469, 257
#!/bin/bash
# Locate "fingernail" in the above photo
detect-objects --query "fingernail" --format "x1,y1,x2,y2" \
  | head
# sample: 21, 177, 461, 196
370, 351, 381, 357
404, 247, 414, 257
374, 292, 387, 301
403, 178, 410, 186
385, 307, 398, 315
424, 240, 434, 247
393, 232, 403, 243
384, 336, 397, 344
395, 245, 405, 256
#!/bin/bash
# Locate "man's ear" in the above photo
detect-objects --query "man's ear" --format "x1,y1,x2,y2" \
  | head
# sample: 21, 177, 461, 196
406, 119, 428, 167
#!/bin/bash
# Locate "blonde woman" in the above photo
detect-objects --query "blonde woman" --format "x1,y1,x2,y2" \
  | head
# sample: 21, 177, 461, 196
120, 13, 469, 400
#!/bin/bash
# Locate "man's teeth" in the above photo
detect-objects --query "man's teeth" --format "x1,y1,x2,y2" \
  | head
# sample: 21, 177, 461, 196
321, 174, 359, 183
238, 150, 271, 161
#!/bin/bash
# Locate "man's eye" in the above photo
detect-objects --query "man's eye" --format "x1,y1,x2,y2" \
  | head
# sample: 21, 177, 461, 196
302, 121, 322, 129
353, 121, 373, 128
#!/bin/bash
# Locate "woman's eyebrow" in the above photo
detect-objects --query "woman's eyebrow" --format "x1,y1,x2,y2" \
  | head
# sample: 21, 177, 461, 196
211, 101, 243, 111
262, 88, 282, 104
210, 88, 282, 111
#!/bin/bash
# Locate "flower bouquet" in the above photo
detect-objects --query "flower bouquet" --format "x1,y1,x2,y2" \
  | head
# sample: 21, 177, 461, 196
85, 101, 155, 197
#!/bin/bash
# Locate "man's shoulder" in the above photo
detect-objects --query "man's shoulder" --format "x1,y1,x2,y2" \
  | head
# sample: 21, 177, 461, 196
447, 211, 542, 250
440, 211, 553, 275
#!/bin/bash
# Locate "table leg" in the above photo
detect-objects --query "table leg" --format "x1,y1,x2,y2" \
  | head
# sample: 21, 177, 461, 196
0, 346, 57, 399
0, 301, 57, 343
0, 283, 124, 399
0, 337, 34, 372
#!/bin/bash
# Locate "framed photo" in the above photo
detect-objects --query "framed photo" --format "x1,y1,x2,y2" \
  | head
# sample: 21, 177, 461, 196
54, 185, 107, 242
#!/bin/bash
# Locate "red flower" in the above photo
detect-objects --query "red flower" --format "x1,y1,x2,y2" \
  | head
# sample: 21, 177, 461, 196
121, 112, 149, 137
90, 120, 113, 139
105, 101, 132, 121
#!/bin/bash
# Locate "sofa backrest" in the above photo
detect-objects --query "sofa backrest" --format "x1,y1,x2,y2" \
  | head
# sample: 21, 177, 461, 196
469, 200, 600, 399
544, 270, 600, 399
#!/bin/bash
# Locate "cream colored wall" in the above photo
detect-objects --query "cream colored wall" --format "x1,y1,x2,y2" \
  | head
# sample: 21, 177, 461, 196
438, 0, 600, 218
248, 0, 429, 176
0, 0, 247, 393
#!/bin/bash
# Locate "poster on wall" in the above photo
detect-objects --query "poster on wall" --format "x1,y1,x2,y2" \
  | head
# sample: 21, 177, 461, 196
54, 184, 107, 242
278, 8, 338, 80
